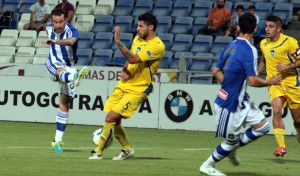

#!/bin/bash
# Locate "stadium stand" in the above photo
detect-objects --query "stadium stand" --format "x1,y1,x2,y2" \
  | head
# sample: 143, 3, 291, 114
170, 34, 193, 53
94, 0, 115, 16
17, 13, 31, 31
76, 48, 93, 66
210, 36, 233, 56
110, 50, 127, 67
191, 0, 213, 18
46, 0, 59, 11
94, 49, 113, 66
113, 0, 134, 16
255, 3, 273, 20
0, 46, 15, 63
170, 52, 192, 69
92, 32, 113, 51
170, 0, 192, 19
33, 47, 48, 64
75, 0, 96, 15
132, 0, 153, 18
74, 15, 94, 32
14, 46, 35, 64
156, 16, 172, 33
190, 35, 213, 53
93, 15, 113, 33
152, 0, 173, 17
19, 0, 38, 14
170, 16, 193, 34
112, 16, 133, 33
192, 17, 207, 36
34, 31, 48, 48
0, 29, 18, 46
272, 3, 293, 25
78, 32, 94, 49
111, 32, 133, 51
2, 0, 19, 13
157, 32, 173, 50
15, 30, 37, 49
160, 50, 172, 68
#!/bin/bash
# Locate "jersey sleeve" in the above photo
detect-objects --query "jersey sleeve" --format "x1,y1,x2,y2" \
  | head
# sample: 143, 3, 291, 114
70, 27, 78, 39
287, 37, 300, 58
242, 48, 258, 77
138, 42, 164, 62
215, 47, 228, 69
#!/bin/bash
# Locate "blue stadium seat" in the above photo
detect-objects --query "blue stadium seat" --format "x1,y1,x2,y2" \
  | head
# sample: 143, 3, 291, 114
170, 16, 193, 34
291, 0, 300, 8
113, 16, 133, 33
92, 32, 113, 51
272, 3, 293, 25
93, 16, 113, 33
249, 0, 267, 3
152, 0, 173, 16
192, 17, 207, 36
258, 19, 266, 37
111, 33, 133, 51
113, 0, 134, 16
131, 16, 139, 32
270, 0, 289, 5
189, 53, 213, 71
10, 12, 19, 29
156, 16, 172, 33
160, 51, 172, 68
170, 52, 193, 69
191, 0, 213, 18
170, 34, 193, 53
2, 0, 20, 12
78, 32, 94, 49
190, 35, 213, 53
19, 0, 38, 14
211, 36, 233, 56
190, 74, 213, 84
157, 32, 173, 50
111, 50, 127, 67
233, 2, 253, 12
170, 0, 192, 19
76, 49, 93, 66
132, 0, 153, 18
94, 49, 113, 66
255, 3, 273, 20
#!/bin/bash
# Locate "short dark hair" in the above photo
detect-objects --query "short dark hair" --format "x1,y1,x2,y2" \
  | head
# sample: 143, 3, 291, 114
138, 12, 158, 31
236, 5, 244, 11
248, 5, 256, 11
238, 13, 257, 34
51, 8, 65, 18
266, 15, 282, 27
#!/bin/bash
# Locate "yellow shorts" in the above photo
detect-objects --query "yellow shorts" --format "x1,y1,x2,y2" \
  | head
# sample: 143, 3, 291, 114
103, 87, 149, 118
268, 84, 300, 109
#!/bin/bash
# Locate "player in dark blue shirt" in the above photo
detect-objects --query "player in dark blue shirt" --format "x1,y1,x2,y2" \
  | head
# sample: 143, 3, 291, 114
200, 13, 282, 176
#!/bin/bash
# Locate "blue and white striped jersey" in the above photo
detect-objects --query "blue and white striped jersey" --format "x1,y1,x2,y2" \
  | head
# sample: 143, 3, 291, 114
215, 38, 258, 112
46, 23, 78, 67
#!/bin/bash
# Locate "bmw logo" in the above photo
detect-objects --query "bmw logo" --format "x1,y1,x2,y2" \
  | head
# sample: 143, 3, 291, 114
165, 90, 193, 122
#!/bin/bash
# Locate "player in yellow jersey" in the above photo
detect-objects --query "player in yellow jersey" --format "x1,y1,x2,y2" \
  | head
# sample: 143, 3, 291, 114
259, 15, 300, 157
88, 12, 165, 160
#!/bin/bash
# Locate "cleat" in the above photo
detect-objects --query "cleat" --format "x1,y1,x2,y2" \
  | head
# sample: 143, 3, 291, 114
88, 150, 102, 160
51, 141, 64, 153
274, 146, 287, 157
200, 163, 226, 176
228, 150, 240, 166
296, 134, 300, 143
74, 66, 88, 86
112, 148, 134, 160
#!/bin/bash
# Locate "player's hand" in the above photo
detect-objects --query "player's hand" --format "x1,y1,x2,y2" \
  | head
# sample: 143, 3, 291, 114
276, 62, 289, 72
270, 75, 282, 85
42, 39, 57, 45
114, 26, 121, 43
121, 70, 131, 81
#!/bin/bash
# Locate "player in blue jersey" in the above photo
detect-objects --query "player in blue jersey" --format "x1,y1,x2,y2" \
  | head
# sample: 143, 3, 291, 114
199, 13, 282, 176
42, 8, 88, 153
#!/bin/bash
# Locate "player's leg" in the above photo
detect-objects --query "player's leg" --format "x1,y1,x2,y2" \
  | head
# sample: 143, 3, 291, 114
289, 106, 300, 143
56, 67, 88, 86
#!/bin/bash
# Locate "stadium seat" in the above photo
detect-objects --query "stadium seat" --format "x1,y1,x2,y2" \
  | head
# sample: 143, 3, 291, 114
255, 3, 273, 20
170, 52, 193, 69
113, 0, 134, 16
157, 33, 173, 50
0, 46, 15, 63
170, 0, 192, 19
132, 0, 153, 18
15, 30, 37, 49
19, 0, 38, 14
191, 0, 213, 18
9, 12, 20, 29
17, 13, 31, 31
76, 48, 93, 66
34, 31, 49, 48
291, 0, 300, 8
111, 33, 133, 51
272, 3, 293, 25
189, 74, 213, 84
210, 36, 233, 56
74, 15, 94, 32
110, 50, 127, 67
94, 0, 115, 16
33, 47, 49, 64
249, 0, 267, 3
190, 35, 213, 53
170, 16, 193, 34
192, 17, 207, 36
152, 0, 173, 17
170, 34, 193, 53
2, 0, 20, 13
94, 49, 113, 66
189, 54, 213, 71
92, 32, 113, 50
0, 29, 19, 46
78, 32, 94, 49
46, 0, 59, 11
14, 47, 35, 64
131, 16, 139, 32
156, 16, 172, 33
270, 0, 289, 5
160, 51, 172, 68
58, 0, 76, 10
112, 16, 133, 33
75, 0, 96, 15
93, 16, 113, 33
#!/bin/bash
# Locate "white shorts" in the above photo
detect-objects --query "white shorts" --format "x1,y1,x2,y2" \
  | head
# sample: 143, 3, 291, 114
214, 100, 265, 141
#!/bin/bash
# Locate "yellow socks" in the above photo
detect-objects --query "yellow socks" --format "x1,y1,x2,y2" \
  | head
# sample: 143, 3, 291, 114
114, 123, 131, 151
273, 128, 285, 147
95, 122, 115, 154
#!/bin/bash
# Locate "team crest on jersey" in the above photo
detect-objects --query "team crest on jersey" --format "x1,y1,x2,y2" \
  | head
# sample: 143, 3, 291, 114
271, 50, 275, 57
264, 43, 267, 46
136, 47, 141, 53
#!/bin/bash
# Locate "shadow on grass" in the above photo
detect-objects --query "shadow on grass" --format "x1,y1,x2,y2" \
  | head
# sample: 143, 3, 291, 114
129, 157, 168, 160
225, 172, 269, 176
61, 149, 83, 153
265, 158, 300, 164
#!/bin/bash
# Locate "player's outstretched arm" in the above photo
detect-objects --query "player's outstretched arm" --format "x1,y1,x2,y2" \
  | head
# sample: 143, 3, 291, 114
42, 37, 77, 46
247, 75, 281, 87
114, 26, 142, 64
212, 67, 224, 83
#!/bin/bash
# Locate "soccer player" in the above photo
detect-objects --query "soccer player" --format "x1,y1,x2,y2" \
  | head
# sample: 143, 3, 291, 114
199, 13, 281, 176
43, 8, 88, 153
259, 15, 300, 157
88, 12, 165, 160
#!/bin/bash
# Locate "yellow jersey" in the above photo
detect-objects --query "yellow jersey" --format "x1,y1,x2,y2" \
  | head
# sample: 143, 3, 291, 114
260, 34, 300, 87
116, 35, 165, 93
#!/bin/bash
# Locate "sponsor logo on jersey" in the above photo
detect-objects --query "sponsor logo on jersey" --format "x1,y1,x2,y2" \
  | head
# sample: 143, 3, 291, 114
218, 89, 228, 100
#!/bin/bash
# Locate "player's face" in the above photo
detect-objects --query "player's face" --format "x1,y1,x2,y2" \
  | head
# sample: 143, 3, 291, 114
137, 21, 152, 40
52, 15, 66, 33
265, 21, 281, 39
236, 9, 244, 17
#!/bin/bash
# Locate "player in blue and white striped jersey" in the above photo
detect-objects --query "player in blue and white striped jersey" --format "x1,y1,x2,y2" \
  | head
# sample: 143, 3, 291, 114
199, 13, 282, 176
43, 8, 88, 153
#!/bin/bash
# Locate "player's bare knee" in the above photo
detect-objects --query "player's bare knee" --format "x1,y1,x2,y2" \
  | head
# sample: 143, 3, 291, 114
105, 111, 121, 123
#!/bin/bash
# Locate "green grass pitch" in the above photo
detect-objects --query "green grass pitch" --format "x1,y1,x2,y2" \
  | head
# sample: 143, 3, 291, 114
0, 121, 300, 176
